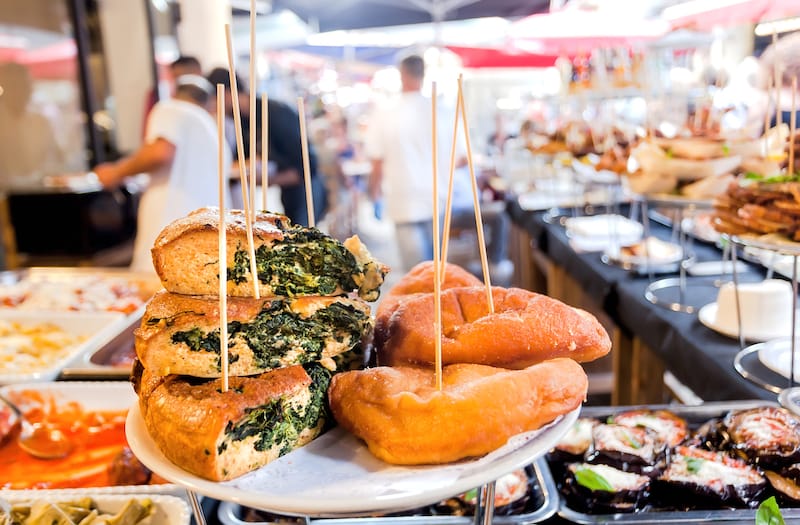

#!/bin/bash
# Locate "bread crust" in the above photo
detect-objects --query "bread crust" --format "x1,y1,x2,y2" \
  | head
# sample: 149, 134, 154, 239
139, 364, 322, 481
374, 262, 481, 350
328, 358, 587, 464
151, 207, 387, 300
377, 286, 610, 368
135, 289, 372, 377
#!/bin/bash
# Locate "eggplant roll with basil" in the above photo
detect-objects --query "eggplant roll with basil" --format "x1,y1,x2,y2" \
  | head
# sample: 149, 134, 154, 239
654, 446, 767, 509
563, 463, 650, 513
151, 207, 388, 300
133, 361, 331, 481
135, 289, 372, 377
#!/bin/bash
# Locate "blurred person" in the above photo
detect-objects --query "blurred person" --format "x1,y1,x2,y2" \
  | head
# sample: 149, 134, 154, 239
92, 74, 230, 273
206, 67, 325, 226
0, 62, 63, 186
365, 54, 463, 273
142, 55, 202, 129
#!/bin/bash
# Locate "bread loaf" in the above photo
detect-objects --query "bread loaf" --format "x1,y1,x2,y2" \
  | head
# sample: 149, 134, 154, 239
151, 208, 388, 300
136, 289, 372, 377
133, 362, 332, 481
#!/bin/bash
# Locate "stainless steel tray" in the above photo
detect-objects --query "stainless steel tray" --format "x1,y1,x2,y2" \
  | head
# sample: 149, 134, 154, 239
216, 457, 558, 525
552, 401, 800, 524
0, 267, 159, 379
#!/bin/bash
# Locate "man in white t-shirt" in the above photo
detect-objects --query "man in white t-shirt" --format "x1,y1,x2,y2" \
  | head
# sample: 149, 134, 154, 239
93, 75, 231, 273
365, 54, 462, 273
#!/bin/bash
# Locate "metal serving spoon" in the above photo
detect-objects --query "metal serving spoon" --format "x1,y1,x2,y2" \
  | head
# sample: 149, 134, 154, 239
0, 394, 73, 460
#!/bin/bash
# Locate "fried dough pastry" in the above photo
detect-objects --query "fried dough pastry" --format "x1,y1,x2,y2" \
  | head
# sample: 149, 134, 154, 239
374, 261, 481, 349
328, 358, 587, 464
377, 286, 611, 368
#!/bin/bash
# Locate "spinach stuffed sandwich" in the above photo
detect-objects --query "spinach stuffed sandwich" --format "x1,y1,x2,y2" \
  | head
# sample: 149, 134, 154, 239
133, 207, 386, 482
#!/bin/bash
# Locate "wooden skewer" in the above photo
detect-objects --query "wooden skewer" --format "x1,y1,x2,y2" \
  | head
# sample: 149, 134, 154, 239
431, 81, 442, 392
249, 0, 257, 221
457, 76, 494, 314
262, 95, 269, 211
765, 71, 773, 156
440, 81, 462, 284
217, 84, 229, 393
225, 24, 260, 298
791, 76, 797, 176
774, 31, 782, 132
297, 97, 315, 227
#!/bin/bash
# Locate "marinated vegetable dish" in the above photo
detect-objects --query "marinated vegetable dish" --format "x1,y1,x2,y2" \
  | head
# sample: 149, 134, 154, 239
548, 406, 800, 514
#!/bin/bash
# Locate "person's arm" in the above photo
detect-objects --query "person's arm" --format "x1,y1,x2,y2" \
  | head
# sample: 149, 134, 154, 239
93, 138, 176, 188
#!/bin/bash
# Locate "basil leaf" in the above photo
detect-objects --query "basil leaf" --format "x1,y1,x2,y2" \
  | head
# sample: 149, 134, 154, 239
574, 468, 615, 492
686, 457, 704, 474
756, 496, 785, 525
722, 144, 730, 155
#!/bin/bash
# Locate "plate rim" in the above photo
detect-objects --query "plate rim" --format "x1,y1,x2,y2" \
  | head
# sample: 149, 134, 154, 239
697, 302, 796, 342
126, 402, 579, 517
757, 338, 800, 381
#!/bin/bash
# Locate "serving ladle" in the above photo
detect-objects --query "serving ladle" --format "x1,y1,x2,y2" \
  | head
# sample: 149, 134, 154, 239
0, 394, 73, 459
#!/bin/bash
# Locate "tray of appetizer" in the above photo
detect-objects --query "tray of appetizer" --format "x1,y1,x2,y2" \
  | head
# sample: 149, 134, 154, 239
546, 401, 800, 523
214, 458, 558, 524
0, 493, 190, 525
0, 382, 173, 492
0, 267, 162, 380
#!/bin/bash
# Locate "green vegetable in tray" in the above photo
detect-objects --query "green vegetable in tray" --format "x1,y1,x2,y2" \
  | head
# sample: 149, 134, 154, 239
574, 468, 615, 492
756, 496, 785, 525
0, 498, 152, 525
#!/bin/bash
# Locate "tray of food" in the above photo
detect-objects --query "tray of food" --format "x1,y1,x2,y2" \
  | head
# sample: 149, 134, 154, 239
0, 493, 190, 525
0, 381, 173, 492
546, 401, 800, 524
0, 268, 161, 379
215, 457, 558, 524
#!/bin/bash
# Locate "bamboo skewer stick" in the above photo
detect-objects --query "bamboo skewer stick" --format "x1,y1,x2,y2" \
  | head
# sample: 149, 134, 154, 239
440, 83, 462, 284
249, 0, 257, 221
774, 32, 782, 133
225, 24, 260, 298
262, 95, 269, 211
791, 77, 797, 176
765, 72, 773, 157
431, 81, 443, 392
297, 97, 315, 227
217, 84, 229, 393
457, 76, 494, 314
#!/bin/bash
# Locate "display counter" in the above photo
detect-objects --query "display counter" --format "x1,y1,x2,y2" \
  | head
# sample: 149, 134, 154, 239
507, 199, 776, 404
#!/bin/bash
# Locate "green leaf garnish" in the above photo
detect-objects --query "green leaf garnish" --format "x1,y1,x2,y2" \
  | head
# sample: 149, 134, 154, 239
756, 496, 785, 525
722, 144, 730, 155
574, 468, 615, 492
686, 457, 704, 474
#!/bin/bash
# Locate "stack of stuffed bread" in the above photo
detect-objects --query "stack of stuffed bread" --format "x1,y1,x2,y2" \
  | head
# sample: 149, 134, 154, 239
132, 207, 387, 481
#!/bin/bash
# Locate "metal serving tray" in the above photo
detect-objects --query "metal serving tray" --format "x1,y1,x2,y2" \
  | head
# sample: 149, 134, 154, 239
216, 457, 558, 525
552, 401, 800, 524
0, 267, 160, 379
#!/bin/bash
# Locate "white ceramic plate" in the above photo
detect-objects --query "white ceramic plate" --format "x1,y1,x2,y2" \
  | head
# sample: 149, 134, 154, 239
126, 403, 579, 517
698, 302, 800, 343
0, 311, 129, 385
758, 338, 800, 380
0, 493, 190, 525
604, 240, 683, 266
